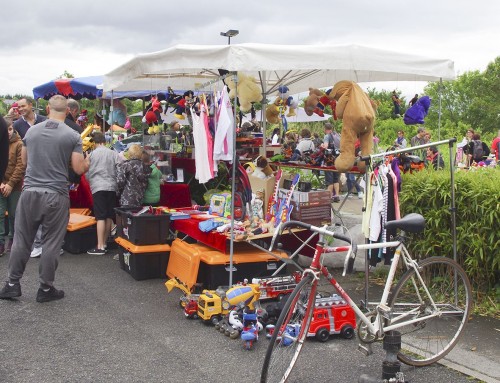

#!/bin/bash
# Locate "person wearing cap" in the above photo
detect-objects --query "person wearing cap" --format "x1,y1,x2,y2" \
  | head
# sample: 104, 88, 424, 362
13, 98, 47, 139
6, 102, 21, 121
322, 122, 341, 202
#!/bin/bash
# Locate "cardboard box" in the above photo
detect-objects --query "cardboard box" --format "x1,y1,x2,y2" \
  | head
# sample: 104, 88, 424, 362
277, 189, 331, 205
248, 174, 276, 213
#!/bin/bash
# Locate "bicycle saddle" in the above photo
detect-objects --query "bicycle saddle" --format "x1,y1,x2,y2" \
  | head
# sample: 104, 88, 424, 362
385, 213, 425, 233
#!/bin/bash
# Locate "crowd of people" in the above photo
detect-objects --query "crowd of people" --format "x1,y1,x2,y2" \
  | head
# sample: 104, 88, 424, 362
0, 96, 162, 302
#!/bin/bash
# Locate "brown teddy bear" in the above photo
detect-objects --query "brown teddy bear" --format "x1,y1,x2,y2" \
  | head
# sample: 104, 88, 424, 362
327, 80, 376, 172
225, 72, 262, 112
265, 97, 282, 124
304, 88, 335, 117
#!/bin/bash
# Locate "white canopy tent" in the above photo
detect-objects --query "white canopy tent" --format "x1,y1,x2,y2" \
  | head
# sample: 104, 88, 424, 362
103, 43, 455, 286
103, 43, 455, 95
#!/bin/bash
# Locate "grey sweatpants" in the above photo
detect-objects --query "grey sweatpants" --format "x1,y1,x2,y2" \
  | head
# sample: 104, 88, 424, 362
8, 190, 69, 288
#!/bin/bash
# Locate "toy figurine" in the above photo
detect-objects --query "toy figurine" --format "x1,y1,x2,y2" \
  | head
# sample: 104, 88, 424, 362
240, 307, 259, 350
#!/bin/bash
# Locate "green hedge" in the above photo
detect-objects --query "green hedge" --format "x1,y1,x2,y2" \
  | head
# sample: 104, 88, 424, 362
399, 167, 500, 294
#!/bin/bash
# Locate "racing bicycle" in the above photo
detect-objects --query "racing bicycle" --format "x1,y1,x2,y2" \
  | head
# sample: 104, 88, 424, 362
260, 213, 472, 383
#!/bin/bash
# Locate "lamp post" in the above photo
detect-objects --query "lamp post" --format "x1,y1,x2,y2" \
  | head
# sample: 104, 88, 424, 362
220, 29, 239, 45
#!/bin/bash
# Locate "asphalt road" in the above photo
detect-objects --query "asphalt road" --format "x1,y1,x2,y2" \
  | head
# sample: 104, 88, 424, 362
0, 249, 487, 383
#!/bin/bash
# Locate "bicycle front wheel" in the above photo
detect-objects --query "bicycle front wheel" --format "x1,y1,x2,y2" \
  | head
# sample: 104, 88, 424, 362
388, 256, 472, 366
260, 273, 317, 383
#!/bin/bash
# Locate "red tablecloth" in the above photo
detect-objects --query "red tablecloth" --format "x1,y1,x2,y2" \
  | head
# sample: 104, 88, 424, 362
160, 183, 192, 208
171, 157, 196, 174
172, 217, 316, 256
69, 174, 93, 209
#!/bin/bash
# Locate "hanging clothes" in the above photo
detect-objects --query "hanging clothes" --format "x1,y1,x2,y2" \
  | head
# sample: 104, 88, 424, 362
213, 88, 234, 162
192, 98, 215, 184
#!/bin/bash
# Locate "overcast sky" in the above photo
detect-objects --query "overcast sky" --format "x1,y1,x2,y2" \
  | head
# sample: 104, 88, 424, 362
1, 0, 498, 100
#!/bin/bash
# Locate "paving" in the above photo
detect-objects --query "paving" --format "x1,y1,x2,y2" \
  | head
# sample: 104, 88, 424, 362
0, 197, 498, 383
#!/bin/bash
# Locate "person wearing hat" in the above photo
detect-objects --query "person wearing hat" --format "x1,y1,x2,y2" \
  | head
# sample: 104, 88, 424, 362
322, 122, 341, 202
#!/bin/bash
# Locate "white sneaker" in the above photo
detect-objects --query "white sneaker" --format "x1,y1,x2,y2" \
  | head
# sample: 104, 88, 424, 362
358, 192, 364, 199
30, 247, 42, 258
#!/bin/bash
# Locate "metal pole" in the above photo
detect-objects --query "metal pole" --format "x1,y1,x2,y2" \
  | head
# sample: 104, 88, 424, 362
229, 72, 238, 287
261, 71, 267, 155
448, 141, 457, 263
367, 138, 454, 159
438, 78, 443, 140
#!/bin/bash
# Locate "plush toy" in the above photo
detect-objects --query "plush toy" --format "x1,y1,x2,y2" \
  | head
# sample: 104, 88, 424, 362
304, 88, 336, 117
174, 91, 195, 120
143, 96, 162, 126
265, 97, 281, 124
225, 72, 262, 112
403, 96, 431, 125
250, 155, 273, 179
277, 86, 298, 117
327, 80, 376, 172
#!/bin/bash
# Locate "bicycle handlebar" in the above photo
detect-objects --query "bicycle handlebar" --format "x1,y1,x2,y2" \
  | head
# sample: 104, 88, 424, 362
271, 220, 354, 248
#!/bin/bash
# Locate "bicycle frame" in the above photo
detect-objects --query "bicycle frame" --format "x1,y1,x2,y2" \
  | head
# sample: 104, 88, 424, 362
307, 236, 441, 340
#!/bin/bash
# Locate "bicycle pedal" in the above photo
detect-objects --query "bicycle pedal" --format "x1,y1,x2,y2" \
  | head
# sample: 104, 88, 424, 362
377, 303, 392, 319
358, 343, 373, 356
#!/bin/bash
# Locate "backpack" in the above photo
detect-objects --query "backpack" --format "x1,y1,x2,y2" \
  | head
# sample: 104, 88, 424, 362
472, 140, 484, 159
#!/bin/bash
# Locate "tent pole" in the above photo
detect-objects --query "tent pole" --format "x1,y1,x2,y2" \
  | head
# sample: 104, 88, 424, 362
262, 71, 267, 156
438, 78, 443, 140
110, 91, 114, 142
229, 72, 238, 287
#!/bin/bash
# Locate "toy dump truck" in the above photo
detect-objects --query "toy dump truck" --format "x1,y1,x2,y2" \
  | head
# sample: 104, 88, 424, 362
197, 284, 261, 325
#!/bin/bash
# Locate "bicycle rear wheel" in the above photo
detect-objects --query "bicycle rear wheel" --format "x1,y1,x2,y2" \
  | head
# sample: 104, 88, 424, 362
388, 256, 472, 366
260, 273, 317, 383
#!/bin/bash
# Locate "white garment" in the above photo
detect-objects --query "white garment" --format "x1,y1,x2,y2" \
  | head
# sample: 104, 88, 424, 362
213, 89, 234, 162
271, 134, 279, 145
192, 104, 214, 184
369, 177, 384, 242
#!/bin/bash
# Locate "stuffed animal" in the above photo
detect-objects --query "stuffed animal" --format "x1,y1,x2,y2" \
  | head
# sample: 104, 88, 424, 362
143, 96, 162, 125
403, 96, 431, 125
174, 91, 195, 120
327, 80, 376, 172
250, 155, 273, 179
277, 86, 298, 117
225, 72, 262, 112
265, 97, 282, 124
304, 88, 335, 117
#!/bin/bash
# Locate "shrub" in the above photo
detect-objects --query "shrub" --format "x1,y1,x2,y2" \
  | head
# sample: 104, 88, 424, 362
399, 167, 500, 296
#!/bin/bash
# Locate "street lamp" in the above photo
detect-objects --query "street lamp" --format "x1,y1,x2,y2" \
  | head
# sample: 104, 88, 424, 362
220, 29, 239, 45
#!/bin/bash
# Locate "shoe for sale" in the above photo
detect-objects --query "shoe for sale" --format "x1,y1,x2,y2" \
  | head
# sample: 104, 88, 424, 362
358, 191, 364, 199
87, 248, 106, 255
0, 282, 22, 299
36, 286, 64, 303
30, 247, 42, 258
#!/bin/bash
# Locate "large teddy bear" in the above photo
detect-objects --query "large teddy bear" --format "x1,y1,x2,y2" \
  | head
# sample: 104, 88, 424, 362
225, 72, 262, 112
328, 80, 376, 172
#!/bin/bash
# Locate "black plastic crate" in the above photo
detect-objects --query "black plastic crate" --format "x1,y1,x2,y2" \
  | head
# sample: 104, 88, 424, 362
63, 226, 97, 254
118, 241, 170, 281
115, 207, 170, 245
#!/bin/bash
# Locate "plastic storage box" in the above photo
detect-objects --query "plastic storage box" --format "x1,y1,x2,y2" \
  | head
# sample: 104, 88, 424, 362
167, 239, 288, 289
63, 213, 97, 254
115, 207, 170, 245
115, 237, 170, 280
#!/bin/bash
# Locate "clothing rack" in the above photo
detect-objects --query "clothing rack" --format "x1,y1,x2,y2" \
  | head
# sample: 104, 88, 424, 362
360, 138, 457, 309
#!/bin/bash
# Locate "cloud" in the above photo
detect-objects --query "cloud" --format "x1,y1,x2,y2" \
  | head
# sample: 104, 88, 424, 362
0, 0, 498, 95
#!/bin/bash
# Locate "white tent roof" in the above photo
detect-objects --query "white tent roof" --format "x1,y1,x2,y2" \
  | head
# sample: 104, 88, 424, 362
242, 107, 331, 124
103, 43, 455, 95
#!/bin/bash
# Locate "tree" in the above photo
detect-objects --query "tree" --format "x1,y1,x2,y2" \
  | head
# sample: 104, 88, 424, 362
57, 70, 75, 79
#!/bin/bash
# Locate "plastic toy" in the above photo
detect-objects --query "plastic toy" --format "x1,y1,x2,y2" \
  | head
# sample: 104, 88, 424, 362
241, 308, 259, 350
252, 272, 302, 300
265, 294, 356, 342
197, 284, 261, 325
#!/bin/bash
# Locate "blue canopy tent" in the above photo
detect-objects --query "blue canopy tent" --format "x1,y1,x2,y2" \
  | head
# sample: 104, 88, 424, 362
32, 75, 171, 100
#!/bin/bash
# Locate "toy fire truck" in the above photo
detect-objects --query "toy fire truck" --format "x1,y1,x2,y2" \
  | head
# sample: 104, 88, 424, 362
307, 294, 356, 341
252, 271, 302, 300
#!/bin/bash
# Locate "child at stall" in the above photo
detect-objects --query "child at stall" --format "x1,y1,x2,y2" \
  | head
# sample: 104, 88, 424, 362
141, 151, 162, 206
116, 144, 152, 208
